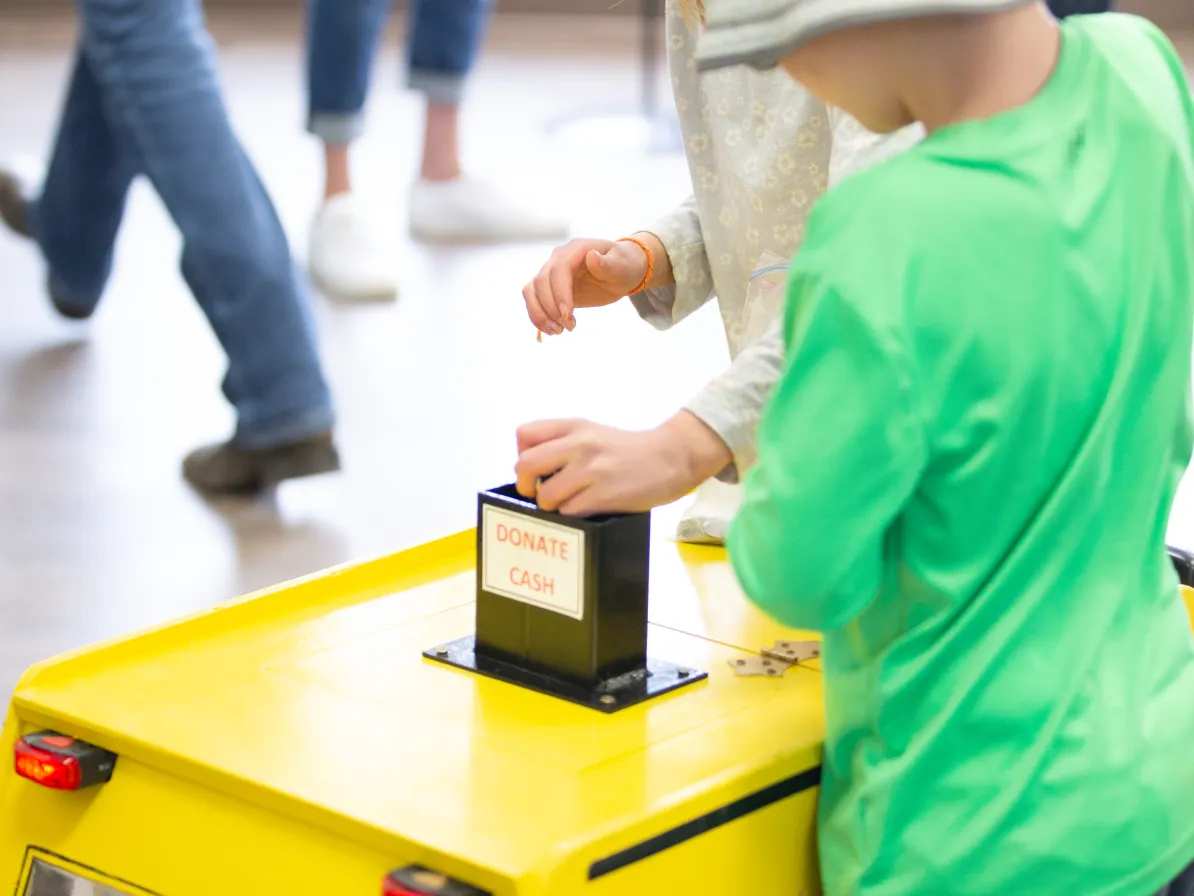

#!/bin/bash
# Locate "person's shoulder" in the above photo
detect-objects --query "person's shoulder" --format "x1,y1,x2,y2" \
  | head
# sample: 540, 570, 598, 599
797, 150, 1036, 323
1069, 11, 1181, 61
803, 149, 993, 262
1072, 12, 1190, 100
1072, 13, 1194, 170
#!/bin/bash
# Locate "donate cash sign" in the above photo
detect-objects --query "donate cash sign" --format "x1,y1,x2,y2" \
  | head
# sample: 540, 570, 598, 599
481, 504, 586, 621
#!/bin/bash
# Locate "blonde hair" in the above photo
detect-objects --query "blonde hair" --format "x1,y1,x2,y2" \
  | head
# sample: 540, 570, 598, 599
676, 0, 705, 24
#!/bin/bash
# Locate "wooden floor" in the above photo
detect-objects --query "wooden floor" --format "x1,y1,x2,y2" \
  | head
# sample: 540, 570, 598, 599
0, 10, 1191, 695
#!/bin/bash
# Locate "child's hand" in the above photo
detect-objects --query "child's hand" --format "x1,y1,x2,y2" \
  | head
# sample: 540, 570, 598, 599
523, 237, 650, 336
514, 412, 733, 516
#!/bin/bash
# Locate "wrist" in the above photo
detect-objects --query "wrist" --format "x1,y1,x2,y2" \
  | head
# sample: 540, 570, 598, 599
659, 410, 734, 486
629, 231, 670, 289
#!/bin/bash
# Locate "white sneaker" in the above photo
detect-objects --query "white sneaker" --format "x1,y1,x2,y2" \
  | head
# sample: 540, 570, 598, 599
408, 175, 570, 244
308, 193, 399, 302
675, 478, 743, 545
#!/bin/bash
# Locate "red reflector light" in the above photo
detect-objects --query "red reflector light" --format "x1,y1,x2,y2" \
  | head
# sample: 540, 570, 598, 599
383, 866, 489, 896
15, 741, 80, 790
13, 731, 116, 791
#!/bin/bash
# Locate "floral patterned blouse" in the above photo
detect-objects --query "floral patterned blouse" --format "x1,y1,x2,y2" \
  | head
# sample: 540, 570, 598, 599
631, 4, 923, 482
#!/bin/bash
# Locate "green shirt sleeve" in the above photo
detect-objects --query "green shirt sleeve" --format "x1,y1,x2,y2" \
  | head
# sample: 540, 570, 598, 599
727, 256, 926, 632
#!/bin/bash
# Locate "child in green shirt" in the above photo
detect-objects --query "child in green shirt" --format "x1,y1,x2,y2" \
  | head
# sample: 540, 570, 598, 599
697, 2, 1194, 894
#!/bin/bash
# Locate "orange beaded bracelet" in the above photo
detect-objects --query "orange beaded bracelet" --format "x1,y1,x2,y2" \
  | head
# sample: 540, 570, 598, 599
618, 235, 655, 296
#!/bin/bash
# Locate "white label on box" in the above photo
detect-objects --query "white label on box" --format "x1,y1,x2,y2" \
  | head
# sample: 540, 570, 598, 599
481, 504, 586, 621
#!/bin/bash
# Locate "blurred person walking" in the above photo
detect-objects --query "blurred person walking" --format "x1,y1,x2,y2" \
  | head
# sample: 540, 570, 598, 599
0, 0, 339, 497
305, 0, 569, 301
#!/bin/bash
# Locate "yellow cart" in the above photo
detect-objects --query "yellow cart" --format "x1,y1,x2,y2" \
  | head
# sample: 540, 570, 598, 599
0, 507, 827, 896
6, 482, 1191, 896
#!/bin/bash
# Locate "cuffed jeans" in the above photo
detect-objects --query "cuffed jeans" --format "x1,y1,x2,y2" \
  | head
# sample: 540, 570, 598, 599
306, 0, 494, 145
29, 0, 334, 448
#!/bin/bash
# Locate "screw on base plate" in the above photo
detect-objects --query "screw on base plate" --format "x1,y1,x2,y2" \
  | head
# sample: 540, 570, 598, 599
435, 646, 449, 657
599, 694, 617, 706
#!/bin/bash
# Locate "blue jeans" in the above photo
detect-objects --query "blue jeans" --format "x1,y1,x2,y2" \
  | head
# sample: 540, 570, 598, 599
30, 0, 334, 448
306, 0, 495, 145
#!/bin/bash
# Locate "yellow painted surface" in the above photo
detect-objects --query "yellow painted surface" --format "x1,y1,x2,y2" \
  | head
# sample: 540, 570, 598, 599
1, 517, 825, 895
1, 723, 412, 894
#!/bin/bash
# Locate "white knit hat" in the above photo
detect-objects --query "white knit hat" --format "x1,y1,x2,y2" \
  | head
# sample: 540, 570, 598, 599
695, 0, 1035, 71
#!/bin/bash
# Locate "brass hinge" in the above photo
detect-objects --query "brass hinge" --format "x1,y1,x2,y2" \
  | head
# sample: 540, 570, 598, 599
728, 640, 820, 678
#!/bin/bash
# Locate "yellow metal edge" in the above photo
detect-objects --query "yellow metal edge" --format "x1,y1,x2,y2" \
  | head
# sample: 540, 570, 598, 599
11, 527, 476, 698
14, 848, 31, 896
5, 529, 486, 861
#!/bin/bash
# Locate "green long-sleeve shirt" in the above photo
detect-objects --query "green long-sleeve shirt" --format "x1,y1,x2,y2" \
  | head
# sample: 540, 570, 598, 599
729, 14, 1194, 896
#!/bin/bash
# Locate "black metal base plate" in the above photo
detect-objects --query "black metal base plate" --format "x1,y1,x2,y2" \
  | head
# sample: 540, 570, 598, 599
424, 636, 707, 713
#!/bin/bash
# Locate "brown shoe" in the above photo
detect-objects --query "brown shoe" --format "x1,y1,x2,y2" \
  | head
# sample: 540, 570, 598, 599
182, 432, 341, 496
1, 166, 96, 320
0, 168, 31, 238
